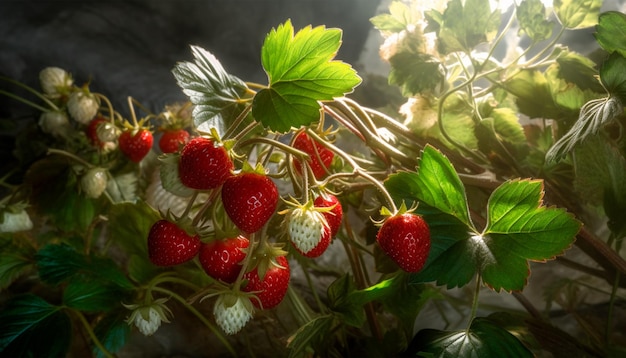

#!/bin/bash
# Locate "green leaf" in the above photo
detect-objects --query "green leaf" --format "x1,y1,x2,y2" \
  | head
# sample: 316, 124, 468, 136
108, 201, 161, 257
0, 245, 34, 290
36, 243, 134, 289
427, 0, 501, 54
594, 11, 626, 56
63, 279, 127, 312
253, 20, 361, 133
599, 52, 626, 103
172, 45, 249, 135
385, 145, 472, 228
516, 0, 554, 42
287, 315, 335, 358
407, 317, 533, 357
0, 294, 71, 357
554, 0, 602, 29
370, 1, 420, 32
388, 52, 445, 96
503, 69, 566, 119
574, 136, 626, 238
93, 312, 130, 358
327, 274, 365, 327
481, 179, 581, 291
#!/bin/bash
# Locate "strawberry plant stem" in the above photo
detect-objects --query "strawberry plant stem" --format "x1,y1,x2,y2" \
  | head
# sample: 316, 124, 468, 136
70, 308, 114, 358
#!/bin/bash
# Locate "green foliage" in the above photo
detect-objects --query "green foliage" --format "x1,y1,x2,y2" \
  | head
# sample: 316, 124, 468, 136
425, 0, 501, 54
516, 0, 554, 42
172, 45, 249, 135
386, 146, 581, 291
554, 0, 602, 29
407, 317, 533, 357
370, 1, 420, 32
595, 11, 626, 57
0, 294, 71, 357
388, 52, 445, 97
253, 20, 361, 133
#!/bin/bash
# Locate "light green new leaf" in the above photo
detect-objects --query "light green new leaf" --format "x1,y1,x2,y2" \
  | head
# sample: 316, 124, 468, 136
386, 145, 472, 227
172, 45, 248, 135
388, 52, 445, 97
595, 11, 626, 57
408, 317, 532, 357
430, 0, 501, 54
554, 0, 602, 29
517, 0, 554, 42
481, 179, 581, 291
370, 1, 420, 32
253, 20, 361, 133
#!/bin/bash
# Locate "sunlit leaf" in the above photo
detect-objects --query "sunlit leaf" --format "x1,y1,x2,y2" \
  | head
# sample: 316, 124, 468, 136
385, 145, 472, 227
427, 0, 501, 54
0, 294, 71, 357
481, 179, 581, 291
594, 11, 626, 56
554, 0, 602, 29
517, 0, 554, 42
172, 45, 249, 135
407, 317, 533, 357
252, 20, 361, 133
388, 52, 445, 97
370, 1, 420, 32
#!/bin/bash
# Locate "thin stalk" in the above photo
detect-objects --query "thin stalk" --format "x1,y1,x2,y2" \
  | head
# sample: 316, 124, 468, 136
223, 104, 253, 140
0, 75, 60, 110
150, 286, 237, 357
0, 89, 53, 113
71, 309, 114, 358
467, 274, 482, 331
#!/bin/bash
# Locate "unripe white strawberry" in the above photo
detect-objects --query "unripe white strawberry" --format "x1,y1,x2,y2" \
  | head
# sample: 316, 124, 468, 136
213, 293, 254, 335
80, 167, 108, 198
96, 121, 121, 142
38, 111, 71, 138
123, 297, 172, 336
67, 90, 99, 124
0, 203, 33, 233
286, 202, 328, 254
39, 67, 73, 97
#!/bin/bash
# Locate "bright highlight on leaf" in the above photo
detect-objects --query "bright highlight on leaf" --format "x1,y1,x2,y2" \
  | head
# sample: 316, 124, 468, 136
252, 20, 361, 133
385, 145, 581, 291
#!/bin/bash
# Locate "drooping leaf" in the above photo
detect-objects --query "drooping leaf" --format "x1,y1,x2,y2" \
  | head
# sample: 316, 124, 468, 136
574, 136, 626, 238
554, 0, 602, 29
0, 294, 71, 357
326, 274, 365, 327
370, 1, 420, 32
0, 243, 35, 290
252, 20, 361, 133
384, 145, 472, 227
480, 179, 581, 291
503, 69, 563, 119
599, 52, 626, 103
594, 11, 626, 56
107, 201, 161, 257
36, 243, 133, 289
554, 51, 602, 93
172, 45, 249, 135
63, 279, 127, 312
426, 0, 501, 54
388, 52, 445, 96
93, 312, 131, 358
287, 315, 335, 358
517, 0, 554, 42
406, 317, 533, 357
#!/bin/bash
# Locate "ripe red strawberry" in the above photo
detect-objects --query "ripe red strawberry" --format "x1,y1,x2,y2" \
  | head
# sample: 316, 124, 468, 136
119, 128, 154, 162
376, 213, 430, 273
159, 128, 190, 153
179, 137, 233, 190
314, 194, 343, 237
147, 219, 201, 266
199, 236, 249, 283
242, 255, 290, 309
292, 132, 334, 179
221, 172, 278, 233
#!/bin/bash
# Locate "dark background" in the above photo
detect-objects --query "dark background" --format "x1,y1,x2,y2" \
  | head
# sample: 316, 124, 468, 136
0, 0, 382, 115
